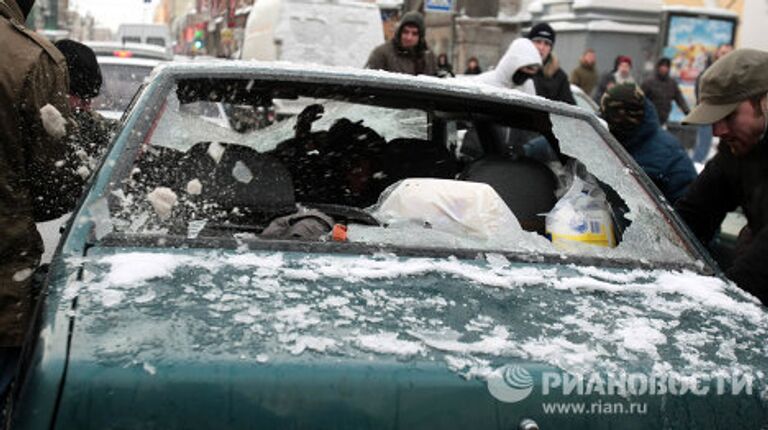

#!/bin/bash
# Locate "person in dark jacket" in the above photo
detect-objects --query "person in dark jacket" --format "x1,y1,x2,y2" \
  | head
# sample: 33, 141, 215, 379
601, 83, 697, 203
464, 56, 482, 75
436, 53, 454, 77
365, 11, 437, 76
676, 49, 768, 305
641, 57, 690, 126
0, 0, 85, 420
55, 39, 115, 168
526, 22, 576, 105
593, 55, 636, 104
570, 48, 598, 96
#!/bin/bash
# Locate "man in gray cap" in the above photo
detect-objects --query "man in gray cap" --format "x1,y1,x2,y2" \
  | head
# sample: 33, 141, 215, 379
675, 48, 768, 305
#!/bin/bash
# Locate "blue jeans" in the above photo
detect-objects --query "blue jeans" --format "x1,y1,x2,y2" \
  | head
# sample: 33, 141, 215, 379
692, 125, 713, 163
0, 348, 20, 425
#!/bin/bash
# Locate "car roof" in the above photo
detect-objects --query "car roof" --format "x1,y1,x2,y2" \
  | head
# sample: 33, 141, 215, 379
85, 41, 173, 60
150, 61, 594, 120
96, 56, 163, 68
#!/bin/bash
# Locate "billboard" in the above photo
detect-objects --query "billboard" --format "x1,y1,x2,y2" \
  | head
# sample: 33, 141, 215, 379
661, 13, 737, 122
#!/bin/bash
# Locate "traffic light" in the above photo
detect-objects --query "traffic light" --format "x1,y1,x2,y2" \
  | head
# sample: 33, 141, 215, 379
193, 29, 204, 50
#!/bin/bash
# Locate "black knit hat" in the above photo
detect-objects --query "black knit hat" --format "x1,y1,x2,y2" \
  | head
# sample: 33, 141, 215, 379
527, 22, 556, 46
54, 39, 102, 100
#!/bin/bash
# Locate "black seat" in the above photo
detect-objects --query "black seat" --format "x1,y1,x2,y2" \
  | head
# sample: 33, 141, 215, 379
374, 137, 458, 190
176, 142, 296, 223
461, 156, 557, 233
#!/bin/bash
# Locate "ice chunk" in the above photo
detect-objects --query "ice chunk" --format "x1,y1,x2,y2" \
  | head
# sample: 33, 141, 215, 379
234, 312, 256, 324
187, 220, 207, 239
485, 253, 510, 270
89, 198, 114, 240
207, 142, 225, 163
76, 165, 91, 179
232, 161, 253, 184
101, 289, 124, 307
186, 179, 202, 195
356, 332, 424, 357
12, 268, 33, 282
134, 289, 157, 304
143, 362, 157, 375
40, 104, 67, 139
290, 336, 337, 355
147, 187, 178, 219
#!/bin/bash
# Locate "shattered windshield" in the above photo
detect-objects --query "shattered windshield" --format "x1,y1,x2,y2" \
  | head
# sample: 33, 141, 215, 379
96, 77, 697, 267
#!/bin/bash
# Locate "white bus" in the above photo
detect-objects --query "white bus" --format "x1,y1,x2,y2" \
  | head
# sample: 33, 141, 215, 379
116, 23, 171, 50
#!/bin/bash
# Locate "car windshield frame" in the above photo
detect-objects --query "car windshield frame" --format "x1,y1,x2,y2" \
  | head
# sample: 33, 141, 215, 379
82, 65, 713, 274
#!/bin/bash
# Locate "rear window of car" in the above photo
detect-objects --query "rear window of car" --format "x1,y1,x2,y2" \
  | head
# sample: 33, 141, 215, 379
93, 63, 154, 113
96, 76, 698, 267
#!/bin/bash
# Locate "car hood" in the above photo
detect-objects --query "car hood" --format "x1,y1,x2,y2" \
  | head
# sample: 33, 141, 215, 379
19, 247, 768, 429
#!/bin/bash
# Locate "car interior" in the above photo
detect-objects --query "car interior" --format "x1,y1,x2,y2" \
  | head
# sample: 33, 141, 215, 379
109, 77, 630, 251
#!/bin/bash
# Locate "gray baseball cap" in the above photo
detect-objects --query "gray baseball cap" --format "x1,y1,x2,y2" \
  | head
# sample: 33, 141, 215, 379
683, 48, 768, 125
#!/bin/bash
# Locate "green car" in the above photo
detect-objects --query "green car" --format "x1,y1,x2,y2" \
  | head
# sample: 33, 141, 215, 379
12, 63, 767, 429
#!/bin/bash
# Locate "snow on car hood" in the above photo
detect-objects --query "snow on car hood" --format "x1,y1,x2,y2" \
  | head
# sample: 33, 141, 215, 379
63, 249, 767, 385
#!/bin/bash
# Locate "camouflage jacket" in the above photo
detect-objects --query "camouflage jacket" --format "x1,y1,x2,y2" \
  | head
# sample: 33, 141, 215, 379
0, 0, 85, 346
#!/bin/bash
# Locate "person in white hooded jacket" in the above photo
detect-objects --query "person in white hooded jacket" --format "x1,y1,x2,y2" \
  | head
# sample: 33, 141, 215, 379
457, 38, 543, 160
473, 38, 542, 95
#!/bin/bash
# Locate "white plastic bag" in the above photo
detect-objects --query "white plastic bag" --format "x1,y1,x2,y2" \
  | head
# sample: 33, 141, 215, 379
370, 178, 523, 240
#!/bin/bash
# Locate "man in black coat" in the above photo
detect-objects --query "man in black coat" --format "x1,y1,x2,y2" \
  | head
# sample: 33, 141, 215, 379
641, 57, 690, 125
526, 22, 576, 105
676, 49, 768, 305
365, 11, 437, 76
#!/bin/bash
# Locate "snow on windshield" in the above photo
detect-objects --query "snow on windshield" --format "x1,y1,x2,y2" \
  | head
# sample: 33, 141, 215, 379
69, 250, 767, 385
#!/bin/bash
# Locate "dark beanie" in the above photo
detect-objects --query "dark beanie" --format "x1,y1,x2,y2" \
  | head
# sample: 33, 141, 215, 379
54, 39, 102, 100
527, 22, 556, 45
657, 57, 671, 68
16, 0, 35, 19
601, 84, 646, 143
